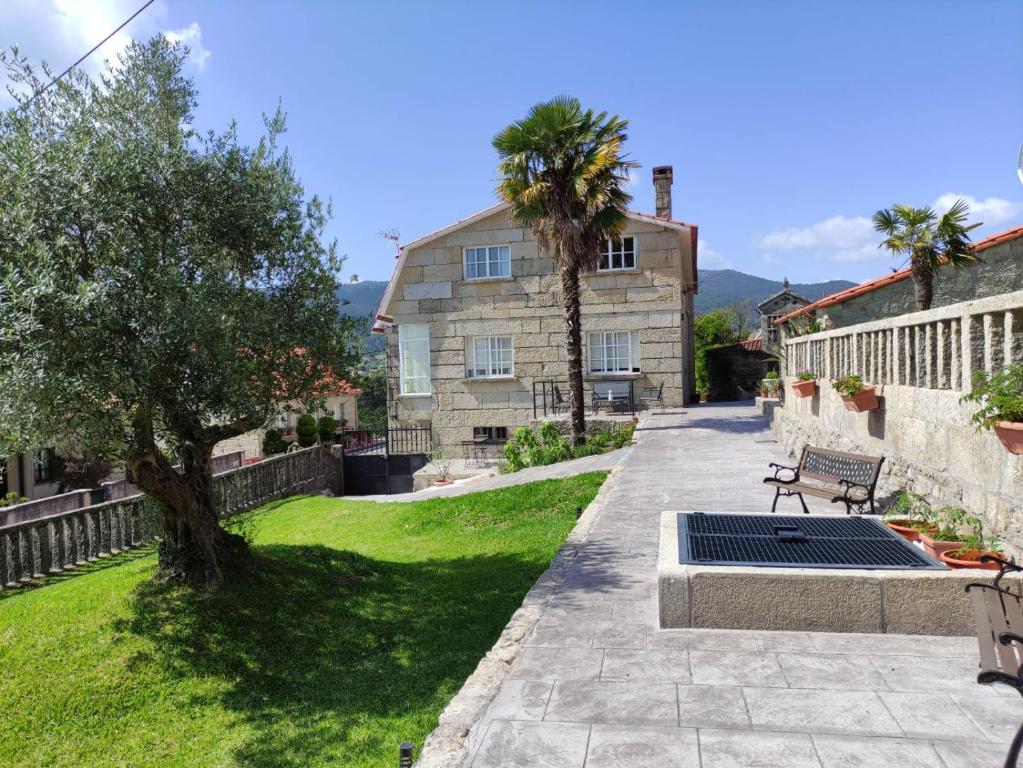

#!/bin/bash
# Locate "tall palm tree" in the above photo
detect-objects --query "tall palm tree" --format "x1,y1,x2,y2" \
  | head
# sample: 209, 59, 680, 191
872, 200, 979, 311
493, 96, 636, 445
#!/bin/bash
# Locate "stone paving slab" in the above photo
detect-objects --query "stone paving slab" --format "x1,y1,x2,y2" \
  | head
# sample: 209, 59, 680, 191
438, 404, 1023, 768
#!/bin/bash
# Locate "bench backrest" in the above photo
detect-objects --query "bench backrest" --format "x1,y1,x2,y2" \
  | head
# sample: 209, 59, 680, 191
799, 446, 884, 488
969, 582, 1023, 678
592, 380, 630, 398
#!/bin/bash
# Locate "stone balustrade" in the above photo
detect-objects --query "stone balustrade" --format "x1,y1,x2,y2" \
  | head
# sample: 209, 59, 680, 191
0, 446, 341, 590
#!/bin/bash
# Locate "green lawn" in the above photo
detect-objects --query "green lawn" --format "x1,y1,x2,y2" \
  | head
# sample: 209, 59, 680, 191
0, 473, 606, 768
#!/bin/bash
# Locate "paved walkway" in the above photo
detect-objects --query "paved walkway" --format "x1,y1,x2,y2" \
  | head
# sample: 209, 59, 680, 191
467, 402, 1020, 768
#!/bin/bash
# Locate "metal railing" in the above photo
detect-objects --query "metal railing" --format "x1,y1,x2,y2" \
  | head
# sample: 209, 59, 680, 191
532, 379, 637, 418
339, 427, 432, 457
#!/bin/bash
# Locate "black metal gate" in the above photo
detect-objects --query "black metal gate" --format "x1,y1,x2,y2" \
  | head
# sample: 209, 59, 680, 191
340, 427, 431, 495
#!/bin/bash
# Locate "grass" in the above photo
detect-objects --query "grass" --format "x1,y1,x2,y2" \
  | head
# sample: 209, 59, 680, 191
0, 472, 606, 768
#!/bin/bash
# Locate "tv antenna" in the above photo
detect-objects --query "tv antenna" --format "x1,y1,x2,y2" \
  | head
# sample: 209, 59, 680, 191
379, 228, 401, 247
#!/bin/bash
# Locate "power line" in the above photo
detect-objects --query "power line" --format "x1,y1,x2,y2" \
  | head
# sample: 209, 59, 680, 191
16, 0, 157, 112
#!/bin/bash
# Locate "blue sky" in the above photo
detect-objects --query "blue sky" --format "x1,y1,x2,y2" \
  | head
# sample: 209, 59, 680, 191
4, 0, 1022, 285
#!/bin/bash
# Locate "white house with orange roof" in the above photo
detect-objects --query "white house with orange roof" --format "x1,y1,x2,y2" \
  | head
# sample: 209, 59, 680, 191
371, 166, 698, 453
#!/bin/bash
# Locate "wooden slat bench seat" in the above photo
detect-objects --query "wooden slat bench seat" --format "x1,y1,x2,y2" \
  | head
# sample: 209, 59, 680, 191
763, 445, 884, 515
967, 556, 1023, 767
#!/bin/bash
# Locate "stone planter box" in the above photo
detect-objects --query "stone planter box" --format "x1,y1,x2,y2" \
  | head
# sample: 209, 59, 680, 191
792, 379, 817, 398
839, 386, 879, 412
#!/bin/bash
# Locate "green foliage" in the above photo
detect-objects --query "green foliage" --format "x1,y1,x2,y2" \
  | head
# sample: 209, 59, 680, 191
352, 372, 387, 430
765, 370, 779, 380
928, 507, 981, 542
261, 429, 288, 456
502, 422, 635, 472
296, 415, 318, 447
961, 365, 1023, 430
795, 370, 817, 381
316, 416, 337, 445
0, 474, 606, 767
0, 491, 27, 508
785, 316, 823, 337
832, 375, 866, 397
694, 303, 753, 399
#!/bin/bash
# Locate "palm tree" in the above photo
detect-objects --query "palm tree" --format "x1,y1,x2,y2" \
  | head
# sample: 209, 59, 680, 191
493, 96, 636, 445
872, 200, 979, 311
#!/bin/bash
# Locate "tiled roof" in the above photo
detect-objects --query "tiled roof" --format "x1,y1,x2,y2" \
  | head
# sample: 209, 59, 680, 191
774, 225, 1023, 326
737, 336, 764, 352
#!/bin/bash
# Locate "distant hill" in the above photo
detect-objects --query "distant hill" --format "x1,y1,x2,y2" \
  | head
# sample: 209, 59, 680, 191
695, 270, 856, 317
337, 271, 857, 354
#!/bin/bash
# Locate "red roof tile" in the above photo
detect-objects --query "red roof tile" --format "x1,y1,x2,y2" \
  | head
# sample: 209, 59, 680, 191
774, 225, 1023, 326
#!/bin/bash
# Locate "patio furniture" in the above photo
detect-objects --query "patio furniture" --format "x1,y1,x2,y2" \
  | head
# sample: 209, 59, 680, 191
552, 385, 566, 415
460, 439, 487, 468
966, 556, 1023, 767
591, 380, 634, 415
639, 382, 664, 412
763, 445, 884, 515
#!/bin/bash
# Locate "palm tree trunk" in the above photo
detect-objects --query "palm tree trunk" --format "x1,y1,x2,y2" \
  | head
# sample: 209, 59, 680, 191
911, 253, 934, 311
560, 263, 587, 446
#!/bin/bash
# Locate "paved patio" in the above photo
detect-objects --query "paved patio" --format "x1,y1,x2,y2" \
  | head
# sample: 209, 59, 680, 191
467, 402, 1021, 768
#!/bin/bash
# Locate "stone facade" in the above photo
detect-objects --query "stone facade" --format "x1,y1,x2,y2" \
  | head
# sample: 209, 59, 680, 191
376, 198, 697, 453
757, 279, 811, 345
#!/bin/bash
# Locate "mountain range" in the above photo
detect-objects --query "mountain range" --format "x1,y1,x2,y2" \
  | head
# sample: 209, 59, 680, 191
337, 270, 858, 353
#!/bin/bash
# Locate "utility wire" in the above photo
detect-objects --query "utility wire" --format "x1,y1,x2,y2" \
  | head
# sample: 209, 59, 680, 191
16, 0, 157, 112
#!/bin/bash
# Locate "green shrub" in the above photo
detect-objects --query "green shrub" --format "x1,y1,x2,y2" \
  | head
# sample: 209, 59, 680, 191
0, 491, 28, 508
961, 365, 1023, 429
765, 370, 779, 380
612, 423, 635, 449
832, 374, 866, 397
795, 370, 816, 381
317, 415, 338, 444
262, 428, 288, 456
296, 414, 318, 447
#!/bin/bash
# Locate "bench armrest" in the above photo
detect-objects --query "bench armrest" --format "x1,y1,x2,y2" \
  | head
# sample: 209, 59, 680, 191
833, 479, 871, 501
981, 554, 1023, 588
766, 463, 799, 483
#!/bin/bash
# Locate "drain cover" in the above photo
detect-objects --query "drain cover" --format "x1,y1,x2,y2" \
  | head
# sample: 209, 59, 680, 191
677, 512, 943, 570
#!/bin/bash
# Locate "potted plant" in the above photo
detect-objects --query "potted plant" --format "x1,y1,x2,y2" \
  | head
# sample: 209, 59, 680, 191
940, 526, 1005, 570
882, 491, 936, 542
431, 450, 454, 486
919, 507, 974, 561
761, 371, 781, 398
792, 370, 818, 398
832, 375, 879, 412
961, 365, 1023, 455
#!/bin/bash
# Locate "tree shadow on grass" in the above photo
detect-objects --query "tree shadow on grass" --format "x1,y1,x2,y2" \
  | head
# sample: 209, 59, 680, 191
115, 544, 542, 768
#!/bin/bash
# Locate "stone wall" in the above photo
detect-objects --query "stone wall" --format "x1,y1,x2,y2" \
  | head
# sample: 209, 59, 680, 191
821, 235, 1023, 328
382, 207, 696, 452
775, 288, 1023, 551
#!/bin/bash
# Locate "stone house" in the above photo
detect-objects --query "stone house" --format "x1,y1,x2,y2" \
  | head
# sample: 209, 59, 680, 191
776, 225, 1023, 329
757, 278, 812, 345
1, 448, 63, 502
372, 166, 698, 453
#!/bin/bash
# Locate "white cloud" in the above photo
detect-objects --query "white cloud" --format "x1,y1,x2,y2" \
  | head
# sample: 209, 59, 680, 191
164, 22, 210, 72
933, 193, 1023, 226
0, 1, 209, 104
698, 240, 731, 269
754, 215, 880, 263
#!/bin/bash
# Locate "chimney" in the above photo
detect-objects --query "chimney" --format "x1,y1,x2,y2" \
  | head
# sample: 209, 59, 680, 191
653, 166, 673, 219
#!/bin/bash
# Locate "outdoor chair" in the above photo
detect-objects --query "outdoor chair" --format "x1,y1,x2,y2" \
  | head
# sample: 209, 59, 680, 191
639, 382, 665, 412
966, 556, 1023, 767
763, 445, 884, 515
552, 385, 566, 415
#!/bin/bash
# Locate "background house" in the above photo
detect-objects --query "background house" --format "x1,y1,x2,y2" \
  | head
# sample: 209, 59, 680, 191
373, 166, 698, 452
1, 448, 62, 502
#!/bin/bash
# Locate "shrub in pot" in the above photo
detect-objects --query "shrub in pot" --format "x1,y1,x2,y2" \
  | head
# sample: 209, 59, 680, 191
792, 370, 817, 398
882, 491, 936, 541
430, 449, 454, 485
940, 528, 1004, 570
295, 414, 318, 447
761, 370, 781, 397
317, 415, 338, 445
919, 507, 975, 560
961, 365, 1023, 455
832, 375, 879, 412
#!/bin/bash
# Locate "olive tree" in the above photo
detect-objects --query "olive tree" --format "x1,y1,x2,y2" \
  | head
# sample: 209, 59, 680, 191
0, 39, 358, 586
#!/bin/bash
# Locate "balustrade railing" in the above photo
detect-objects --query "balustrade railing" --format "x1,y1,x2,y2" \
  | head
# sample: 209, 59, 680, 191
784, 290, 1023, 392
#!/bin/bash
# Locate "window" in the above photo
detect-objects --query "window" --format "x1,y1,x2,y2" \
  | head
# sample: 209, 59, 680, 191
598, 237, 636, 271
399, 324, 431, 395
464, 245, 511, 280
473, 426, 508, 443
588, 331, 641, 374
33, 449, 57, 484
467, 336, 513, 378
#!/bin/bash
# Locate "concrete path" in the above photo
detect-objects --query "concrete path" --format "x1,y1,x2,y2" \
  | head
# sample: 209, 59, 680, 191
466, 402, 1019, 768
358, 446, 629, 502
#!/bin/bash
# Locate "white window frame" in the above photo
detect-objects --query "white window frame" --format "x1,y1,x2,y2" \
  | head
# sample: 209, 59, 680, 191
588, 331, 641, 374
597, 236, 636, 272
464, 245, 511, 280
398, 324, 431, 395
467, 336, 514, 379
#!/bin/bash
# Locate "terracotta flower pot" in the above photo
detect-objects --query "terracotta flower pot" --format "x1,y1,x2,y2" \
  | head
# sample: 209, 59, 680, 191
994, 421, 1023, 455
792, 379, 817, 398
920, 531, 966, 561
840, 386, 879, 412
433, 479, 452, 487
885, 520, 926, 542
939, 549, 1004, 570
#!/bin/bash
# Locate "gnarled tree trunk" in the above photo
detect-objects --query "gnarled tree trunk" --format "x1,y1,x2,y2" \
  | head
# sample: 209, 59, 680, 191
127, 439, 247, 586
911, 253, 935, 311
560, 262, 587, 446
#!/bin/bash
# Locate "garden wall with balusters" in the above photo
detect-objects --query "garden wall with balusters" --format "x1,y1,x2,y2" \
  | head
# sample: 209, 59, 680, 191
0, 445, 343, 590
774, 289, 1023, 550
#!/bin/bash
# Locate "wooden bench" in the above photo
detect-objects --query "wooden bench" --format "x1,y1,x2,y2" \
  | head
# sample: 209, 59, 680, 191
763, 445, 884, 515
967, 556, 1023, 767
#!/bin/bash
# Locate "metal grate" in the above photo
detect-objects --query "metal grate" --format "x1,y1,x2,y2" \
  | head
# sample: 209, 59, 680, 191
678, 513, 943, 570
